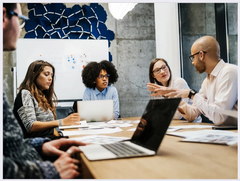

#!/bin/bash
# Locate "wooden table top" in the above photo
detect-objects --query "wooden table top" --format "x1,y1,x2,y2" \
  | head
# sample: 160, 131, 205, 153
71, 117, 238, 179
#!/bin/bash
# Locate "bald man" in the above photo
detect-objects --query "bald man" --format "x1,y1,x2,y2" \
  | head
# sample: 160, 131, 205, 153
148, 36, 238, 126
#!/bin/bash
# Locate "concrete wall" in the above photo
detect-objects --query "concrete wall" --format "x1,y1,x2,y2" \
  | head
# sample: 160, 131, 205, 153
227, 3, 238, 65
112, 3, 156, 117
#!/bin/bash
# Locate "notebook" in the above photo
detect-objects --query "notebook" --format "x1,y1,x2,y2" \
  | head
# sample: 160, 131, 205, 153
79, 98, 181, 161
77, 100, 113, 122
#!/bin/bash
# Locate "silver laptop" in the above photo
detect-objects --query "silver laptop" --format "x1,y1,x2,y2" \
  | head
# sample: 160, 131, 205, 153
79, 98, 181, 161
77, 100, 113, 122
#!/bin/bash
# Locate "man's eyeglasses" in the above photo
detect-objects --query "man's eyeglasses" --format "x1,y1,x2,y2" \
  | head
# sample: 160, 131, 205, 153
7, 10, 29, 29
189, 51, 207, 62
152, 65, 167, 75
98, 74, 110, 79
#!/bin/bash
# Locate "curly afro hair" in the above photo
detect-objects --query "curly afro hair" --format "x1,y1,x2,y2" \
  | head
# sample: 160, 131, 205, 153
82, 60, 118, 89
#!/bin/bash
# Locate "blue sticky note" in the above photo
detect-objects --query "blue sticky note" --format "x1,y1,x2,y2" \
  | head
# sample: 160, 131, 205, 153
77, 18, 91, 33
25, 18, 38, 32
27, 3, 41, 10
69, 32, 81, 39
36, 26, 45, 38
34, 3, 46, 15
24, 31, 36, 38
109, 52, 113, 62
50, 31, 60, 39
50, 3, 66, 14
80, 32, 90, 39
43, 33, 50, 39
82, 5, 95, 18
90, 3, 107, 23
63, 7, 72, 17
71, 4, 82, 14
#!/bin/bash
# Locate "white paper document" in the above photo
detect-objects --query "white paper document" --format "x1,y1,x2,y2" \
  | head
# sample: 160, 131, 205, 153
69, 135, 130, 144
59, 120, 88, 129
107, 120, 140, 124
182, 132, 238, 146
167, 127, 182, 132
167, 129, 235, 138
106, 120, 133, 128
127, 128, 136, 132
168, 125, 213, 130
61, 127, 123, 136
167, 129, 237, 146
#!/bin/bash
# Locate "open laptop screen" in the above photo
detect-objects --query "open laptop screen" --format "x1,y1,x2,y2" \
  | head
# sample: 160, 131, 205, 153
131, 98, 181, 152
77, 100, 113, 122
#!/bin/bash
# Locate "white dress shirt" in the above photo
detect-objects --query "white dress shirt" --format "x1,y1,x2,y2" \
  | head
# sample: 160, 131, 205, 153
179, 59, 238, 126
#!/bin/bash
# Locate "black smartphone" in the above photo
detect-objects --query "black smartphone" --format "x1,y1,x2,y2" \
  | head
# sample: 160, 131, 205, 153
212, 126, 237, 130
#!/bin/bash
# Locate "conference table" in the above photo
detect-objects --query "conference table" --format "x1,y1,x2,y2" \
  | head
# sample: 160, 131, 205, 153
69, 117, 237, 179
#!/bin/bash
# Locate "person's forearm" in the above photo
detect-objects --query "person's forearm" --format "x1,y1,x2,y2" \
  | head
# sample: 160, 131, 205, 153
192, 93, 228, 125
173, 111, 182, 120
178, 101, 200, 122
30, 120, 59, 132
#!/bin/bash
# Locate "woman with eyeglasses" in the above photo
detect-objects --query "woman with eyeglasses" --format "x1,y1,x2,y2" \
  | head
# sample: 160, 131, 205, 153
148, 58, 201, 121
13, 60, 81, 139
81, 60, 120, 120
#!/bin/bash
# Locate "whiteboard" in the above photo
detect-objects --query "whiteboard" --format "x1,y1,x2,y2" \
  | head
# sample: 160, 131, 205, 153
16, 39, 108, 100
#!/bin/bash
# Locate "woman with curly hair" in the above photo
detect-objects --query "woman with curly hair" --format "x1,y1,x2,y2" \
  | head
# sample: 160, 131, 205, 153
82, 60, 120, 119
13, 60, 80, 138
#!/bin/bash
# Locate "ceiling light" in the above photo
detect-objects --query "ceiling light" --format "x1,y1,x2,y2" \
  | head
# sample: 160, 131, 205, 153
108, 3, 138, 20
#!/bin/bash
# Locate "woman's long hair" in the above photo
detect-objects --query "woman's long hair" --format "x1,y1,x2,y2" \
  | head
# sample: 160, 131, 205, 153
149, 58, 172, 87
18, 60, 58, 119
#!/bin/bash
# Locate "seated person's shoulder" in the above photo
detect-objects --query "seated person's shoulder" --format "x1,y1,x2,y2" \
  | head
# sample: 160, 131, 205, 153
18, 89, 36, 105
108, 85, 117, 91
17, 89, 34, 101
84, 87, 94, 93
21, 89, 32, 96
221, 63, 238, 77
175, 77, 187, 83
172, 77, 189, 88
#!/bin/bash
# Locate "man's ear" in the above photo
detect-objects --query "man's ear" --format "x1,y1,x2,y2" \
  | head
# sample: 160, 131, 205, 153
3, 7, 8, 29
199, 51, 205, 61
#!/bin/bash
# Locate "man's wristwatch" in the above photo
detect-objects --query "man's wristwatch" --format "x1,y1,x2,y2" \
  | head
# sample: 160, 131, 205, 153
188, 89, 197, 99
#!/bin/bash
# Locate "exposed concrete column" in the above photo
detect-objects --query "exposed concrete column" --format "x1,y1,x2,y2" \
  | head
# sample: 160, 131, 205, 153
154, 3, 181, 78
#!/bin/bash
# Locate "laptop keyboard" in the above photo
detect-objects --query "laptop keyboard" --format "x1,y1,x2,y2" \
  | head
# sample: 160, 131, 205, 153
102, 142, 147, 157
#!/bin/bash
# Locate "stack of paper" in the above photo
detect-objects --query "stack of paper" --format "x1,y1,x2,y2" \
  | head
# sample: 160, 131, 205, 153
167, 129, 237, 146
59, 120, 88, 129
69, 135, 130, 144
61, 127, 123, 136
167, 125, 213, 132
